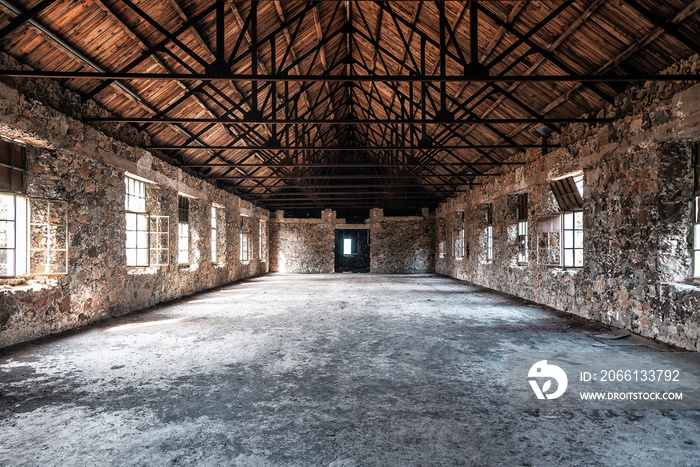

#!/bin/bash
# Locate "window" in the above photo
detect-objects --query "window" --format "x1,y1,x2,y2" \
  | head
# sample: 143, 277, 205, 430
0, 140, 27, 276
438, 218, 445, 259
240, 232, 252, 262
694, 196, 699, 278
125, 176, 168, 267
0, 194, 27, 276
517, 193, 528, 264
486, 204, 493, 262
178, 196, 189, 265
1, 141, 71, 277
343, 238, 353, 255
260, 219, 267, 262
693, 142, 699, 277
562, 211, 584, 268
211, 206, 217, 263
454, 211, 465, 260
538, 215, 561, 266
543, 172, 585, 269
125, 176, 148, 267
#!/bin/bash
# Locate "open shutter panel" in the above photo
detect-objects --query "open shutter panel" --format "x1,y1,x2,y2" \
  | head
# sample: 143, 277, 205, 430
551, 177, 583, 211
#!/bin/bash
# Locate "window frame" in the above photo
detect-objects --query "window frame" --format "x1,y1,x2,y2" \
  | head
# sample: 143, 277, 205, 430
561, 210, 584, 269
259, 219, 267, 262
454, 228, 464, 260
438, 218, 445, 259
517, 193, 528, 265
240, 231, 252, 262
537, 215, 562, 267
125, 176, 149, 267
693, 142, 700, 278
125, 175, 169, 268
486, 204, 494, 262
177, 195, 190, 265
0, 193, 27, 277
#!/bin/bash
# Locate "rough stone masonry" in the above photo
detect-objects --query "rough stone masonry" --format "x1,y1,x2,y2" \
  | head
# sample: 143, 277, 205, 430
437, 54, 700, 351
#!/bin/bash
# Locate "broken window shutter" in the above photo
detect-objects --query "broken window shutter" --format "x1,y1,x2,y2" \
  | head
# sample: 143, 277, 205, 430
551, 177, 583, 211
518, 193, 528, 220
178, 196, 189, 223
0, 140, 25, 194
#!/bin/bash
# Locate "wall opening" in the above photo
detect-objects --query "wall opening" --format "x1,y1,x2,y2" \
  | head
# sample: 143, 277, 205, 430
335, 229, 370, 273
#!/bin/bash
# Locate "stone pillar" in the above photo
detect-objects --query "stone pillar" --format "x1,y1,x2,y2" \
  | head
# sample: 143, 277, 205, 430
321, 209, 336, 225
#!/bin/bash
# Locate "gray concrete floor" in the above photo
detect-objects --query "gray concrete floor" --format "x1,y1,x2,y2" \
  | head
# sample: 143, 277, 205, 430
0, 274, 699, 466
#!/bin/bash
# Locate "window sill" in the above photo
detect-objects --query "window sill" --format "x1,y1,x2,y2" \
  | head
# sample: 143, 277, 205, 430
127, 267, 159, 275
0, 278, 58, 292
668, 282, 700, 292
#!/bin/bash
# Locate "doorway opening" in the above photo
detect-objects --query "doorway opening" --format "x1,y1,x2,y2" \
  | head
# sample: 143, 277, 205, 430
335, 229, 370, 273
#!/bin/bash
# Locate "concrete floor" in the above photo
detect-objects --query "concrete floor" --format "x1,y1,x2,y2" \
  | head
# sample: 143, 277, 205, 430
0, 274, 699, 466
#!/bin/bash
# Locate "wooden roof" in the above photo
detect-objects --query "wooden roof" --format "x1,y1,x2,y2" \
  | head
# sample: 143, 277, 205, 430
0, 0, 699, 212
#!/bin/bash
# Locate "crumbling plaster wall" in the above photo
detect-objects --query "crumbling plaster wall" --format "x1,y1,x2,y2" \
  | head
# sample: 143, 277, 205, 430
437, 55, 700, 351
269, 208, 435, 274
0, 80, 269, 349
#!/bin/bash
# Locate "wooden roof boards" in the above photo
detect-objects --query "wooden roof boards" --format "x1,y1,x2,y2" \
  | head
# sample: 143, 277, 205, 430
0, 0, 698, 210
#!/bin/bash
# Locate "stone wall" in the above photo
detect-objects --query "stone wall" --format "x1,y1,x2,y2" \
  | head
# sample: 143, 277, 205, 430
269, 210, 336, 273
369, 208, 435, 274
269, 208, 435, 274
0, 80, 269, 349
437, 55, 700, 351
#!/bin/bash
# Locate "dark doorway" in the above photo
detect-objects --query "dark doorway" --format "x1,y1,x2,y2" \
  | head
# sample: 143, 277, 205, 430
335, 229, 370, 273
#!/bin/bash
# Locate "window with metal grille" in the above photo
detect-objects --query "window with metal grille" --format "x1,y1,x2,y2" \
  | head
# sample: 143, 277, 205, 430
551, 173, 584, 211
486, 204, 493, 262
517, 193, 528, 264
178, 196, 189, 265
259, 219, 267, 262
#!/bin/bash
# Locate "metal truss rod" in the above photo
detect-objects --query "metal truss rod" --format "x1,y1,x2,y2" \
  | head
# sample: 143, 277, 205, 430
147, 144, 544, 151
0, 70, 698, 83
182, 161, 525, 168
89, 117, 612, 125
